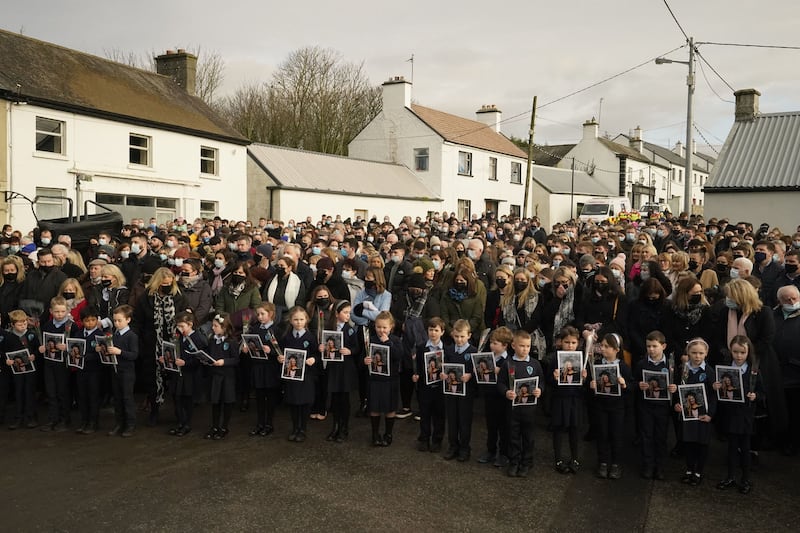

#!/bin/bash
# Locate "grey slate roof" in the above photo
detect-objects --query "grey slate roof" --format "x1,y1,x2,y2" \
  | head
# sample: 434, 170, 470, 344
532, 165, 617, 196
705, 111, 800, 190
248, 144, 441, 201
532, 144, 575, 167
615, 134, 715, 172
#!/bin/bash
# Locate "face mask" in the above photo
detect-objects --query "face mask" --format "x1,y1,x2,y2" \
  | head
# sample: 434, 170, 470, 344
159, 285, 171, 295
315, 270, 327, 280
656, 230, 666, 238
9, 245, 20, 253
367, 236, 374, 243
214, 259, 225, 269
537, 278, 548, 289
783, 302, 800, 313
618, 235, 626, 242
41, 238, 51, 246
495, 278, 507, 290
39, 265, 52, 273
456, 250, 465, 258
725, 297, 739, 310
729, 268, 739, 279
364, 280, 376, 292
159, 254, 168, 262
708, 230, 717, 238
591, 237, 600, 244
98, 238, 107, 246
281, 235, 290, 242
231, 274, 246, 285
595, 282, 608, 293
638, 240, 647, 245
312, 246, 321, 256
688, 260, 698, 271
274, 266, 286, 276
3, 272, 16, 282
486, 232, 495, 240
101, 279, 113, 288
391, 255, 401, 264
0, 244, 8, 250
646, 297, 661, 306
626, 234, 636, 242
785, 263, 798, 274
62, 291, 76, 299
611, 269, 623, 280
137, 223, 145, 229
513, 280, 528, 293
716, 264, 729, 274
514, 235, 522, 242
120, 250, 130, 259
432, 260, 441, 270
745, 240, 754, 246
793, 241, 800, 249
754, 252, 767, 263
640, 272, 650, 282
130, 243, 141, 255
688, 294, 702, 305
167, 240, 178, 249
228, 243, 237, 251
467, 249, 479, 261
455, 281, 467, 291
341, 270, 353, 280
340, 248, 348, 258
563, 247, 571, 255
179, 271, 192, 278
552, 259, 561, 269
550, 247, 560, 254
316, 297, 330, 308
173, 258, 183, 268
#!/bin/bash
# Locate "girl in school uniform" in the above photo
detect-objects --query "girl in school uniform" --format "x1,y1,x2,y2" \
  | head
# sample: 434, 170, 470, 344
169, 311, 207, 437
364, 311, 403, 447
714, 335, 762, 495
323, 300, 361, 443
246, 302, 282, 437
279, 306, 319, 442
548, 326, 587, 474
204, 313, 238, 440
589, 333, 632, 480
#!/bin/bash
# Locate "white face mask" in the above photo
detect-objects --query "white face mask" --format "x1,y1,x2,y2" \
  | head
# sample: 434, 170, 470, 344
98, 238, 107, 246
130, 243, 141, 255
729, 268, 739, 279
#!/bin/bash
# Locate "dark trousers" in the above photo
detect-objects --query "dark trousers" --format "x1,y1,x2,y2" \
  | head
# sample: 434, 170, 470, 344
211, 402, 233, 429
330, 391, 351, 430
417, 386, 445, 443
76, 371, 100, 426
727, 432, 752, 480
552, 425, 579, 462
595, 406, 625, 464
684, 442, 709, 474
508, 410, 536, 467
13, 373, 37, 421
112, 370, 136, 429
0, 371, 9, 422
639, 407, 669, 470
485, 394, 510, 457
445, 395, 474, 453
255, 387, 281, 428
44, 361, 71, 425
290, 403, 310, 433
175, 395, 194, 428
312, 368, 328, 415
399, 369, 415, 410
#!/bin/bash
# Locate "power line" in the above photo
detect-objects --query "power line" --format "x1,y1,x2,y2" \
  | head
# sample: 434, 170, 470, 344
696, 56, 734, 103
694, 122, 726, 144
696, 51, 735, 92
692, 124, 720, 156
662, 0, 689, 41
698, 41, 800, 50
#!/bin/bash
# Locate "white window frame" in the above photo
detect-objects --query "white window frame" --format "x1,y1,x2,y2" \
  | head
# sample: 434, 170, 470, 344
458, 151, 473, 176
35, 117, 65, 154
489, 157, 498, 181
129, 133, 152, 166
200, 146, 219, 175
200, 200, 219, 219
510, 162, 522, 184
457, 198, 471, 220
414, 148, 429, 172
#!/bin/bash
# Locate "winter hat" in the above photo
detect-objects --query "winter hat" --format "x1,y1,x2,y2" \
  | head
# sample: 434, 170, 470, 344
609, 253, 627, 271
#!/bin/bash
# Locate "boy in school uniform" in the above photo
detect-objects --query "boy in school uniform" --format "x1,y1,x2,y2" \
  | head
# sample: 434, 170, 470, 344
40, 296, 74, 432
478, 327, 512, 468
72, 307, 103, 434
2, 310, 41, 429
104, 305, 139, 437
444, 319, 477, 462
498, 330, 543, 478
634, 330, 677, 480
412, 317, 453, 453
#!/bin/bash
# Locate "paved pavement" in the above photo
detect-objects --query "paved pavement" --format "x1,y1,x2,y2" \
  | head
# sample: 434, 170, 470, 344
3, 396, 799, 532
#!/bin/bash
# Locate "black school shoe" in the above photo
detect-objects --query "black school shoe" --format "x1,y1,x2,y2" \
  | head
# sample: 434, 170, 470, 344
260, 425, 274, 436
688, 473, 703, 486
121, 426, 136, 438
205, 427, 220, 440
555, 460, 571, 475
213, 428, 229, 440
249, 425, 264, 437
429, 441, 442, 453
443, 448, 458, 461
176, 426, 191, 437
517, 466, 531, 478
738, 479, 752, 494
716, 478, 737, 490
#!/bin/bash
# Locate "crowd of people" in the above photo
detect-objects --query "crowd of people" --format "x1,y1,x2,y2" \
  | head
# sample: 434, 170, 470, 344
1, 210, 799, 489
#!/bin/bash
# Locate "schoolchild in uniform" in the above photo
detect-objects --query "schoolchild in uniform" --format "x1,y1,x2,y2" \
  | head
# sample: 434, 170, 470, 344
549, 326, 587, 475
714, 335, 761, 495
323, 300, 361, 443
245, 302, 282, 437
443, 319, 476, 462
589, 333, 632, 480
634, 330, 677, 480
675, 337, 716, 486
477, 326, 512, 468
279, 305, 319, 442
2, 310, 40, 429
72, 307, 103, 434
364, 311, 403, 447
204, 313, 238, 440
412, 317, 452, 453
39, 296, 75, 431
106, 305, 139, 437
497, 329, 544, 478
169, 311, 207, 437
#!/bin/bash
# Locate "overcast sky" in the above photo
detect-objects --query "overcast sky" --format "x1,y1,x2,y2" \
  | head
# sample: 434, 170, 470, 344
4, 1, 800, 154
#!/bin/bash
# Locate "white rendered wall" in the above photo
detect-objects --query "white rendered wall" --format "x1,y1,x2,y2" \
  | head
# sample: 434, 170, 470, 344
274, 190, 441, 223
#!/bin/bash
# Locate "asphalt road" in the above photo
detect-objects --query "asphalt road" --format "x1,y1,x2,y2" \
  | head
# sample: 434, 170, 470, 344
3, 395, 799, 533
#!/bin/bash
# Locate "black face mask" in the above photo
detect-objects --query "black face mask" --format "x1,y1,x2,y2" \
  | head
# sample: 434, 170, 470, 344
315, 270, 327, 281
495, 278, 507, 290
785, 263, 798, 274
3, 273, 16, 282
646, 298, 661, 306
101, 279, 113, 288
274, 266, 285, 276
688, 294, 702, 305
716, 264, 729, 274
62, 292, 76, 299
455, 281, 468, 291
513, 280, 528, 293
688, 260, 699, 271
365, 280, 376, 291
316, 297, 330, 308
595, 282, 609, 294
39, 265, 53, 274
456, 250, 465, 258
231, 274, 246, 285
159, 285, 171, 294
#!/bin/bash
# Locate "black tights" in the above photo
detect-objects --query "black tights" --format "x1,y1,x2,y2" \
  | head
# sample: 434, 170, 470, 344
553, 425, 579, 462
684, 442, 709, 474
727, 433, 752, 481
290, 404, 310, 433
254, 387, 281, 428
330, 392, 351, 428
371, 414, 396, 436
211, 403, 233, 430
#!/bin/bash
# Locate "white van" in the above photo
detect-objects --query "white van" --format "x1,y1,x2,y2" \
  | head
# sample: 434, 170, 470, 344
578, 197, 632, 223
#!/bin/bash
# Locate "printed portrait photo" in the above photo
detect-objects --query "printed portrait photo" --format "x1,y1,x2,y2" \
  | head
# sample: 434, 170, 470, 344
242, 334, 268, 360
442, 363, 465, 396
322, 330, 344, 362
43, 332, 65, 363
424, 350, 443, 385
715, 365, 745, 403
369, 344, 390, 376
678, 384, 708, 421
594, 364, 621, 397
66, 339, 87, 370
282, 348, 307, 381
557, 351, 583, 386
642, 369, 669, 401
513, 377, 539, 406
471, 353, 496, 385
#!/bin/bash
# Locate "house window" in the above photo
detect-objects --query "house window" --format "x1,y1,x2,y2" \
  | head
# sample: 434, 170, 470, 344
129, 134, 151, 166
509, 204, 521, 217
34, 187, 68, 219
510, 162, 522, 184
201, 146, 218, 175
200, 200, 218, 219
678, 169, 683, 182
693, 173, 697, 184
489, 157, 498, 181
458, 151, 472, 176
35, 117, 65, 154
457, 199, 471, 220
414, 148, 429, 171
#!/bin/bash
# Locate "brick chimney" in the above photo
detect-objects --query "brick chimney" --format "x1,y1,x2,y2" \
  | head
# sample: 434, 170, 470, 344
476, 104, 502, 133
382, 76, 412, 110
155, 49, 198, 96
629, 126, 644, 153
734, 88, 760, 122
582, 118, 599, 140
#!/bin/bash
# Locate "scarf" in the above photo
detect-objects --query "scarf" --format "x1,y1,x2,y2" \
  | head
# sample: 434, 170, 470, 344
448, 288, 467, 303
726, 308, 749, 350
268, 273, 301, 307
179, 273, 201, 290
552, 286, 575, 344
676, 303, 707, 326
229, 280, 246, 299
153, 293, 177, 405
503, 292, 538, 331
211, 267, 225, 295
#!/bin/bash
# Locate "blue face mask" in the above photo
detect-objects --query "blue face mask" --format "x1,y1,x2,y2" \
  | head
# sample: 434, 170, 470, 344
340, 248, 348, 258
312, 246, 321, 256
725, 297, 739, 310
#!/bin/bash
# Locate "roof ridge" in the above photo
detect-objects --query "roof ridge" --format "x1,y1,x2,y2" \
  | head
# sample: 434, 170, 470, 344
250, 142, 418, 168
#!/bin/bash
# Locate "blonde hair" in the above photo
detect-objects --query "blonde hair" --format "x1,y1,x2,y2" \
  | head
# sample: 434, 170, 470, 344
671, 251, 689, 271
100, 264, 127, 288
66, 250, 87, 273
0, 256, 25, 284
725, 278, 762, 315
146, 267, 179, 296
501, 267, 538, 310
59, 278, 85, 300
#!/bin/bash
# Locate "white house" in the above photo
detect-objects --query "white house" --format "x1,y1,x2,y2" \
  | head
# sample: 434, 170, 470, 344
0, 30, 249, 232
247, 143, 440, 222
704, 89, 800, 230
348, 77, 529, 220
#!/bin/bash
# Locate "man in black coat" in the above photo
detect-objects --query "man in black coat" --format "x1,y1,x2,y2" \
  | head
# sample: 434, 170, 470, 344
20, 248, 67, 322
774, 285, 800, 454
753, 241, 784, 308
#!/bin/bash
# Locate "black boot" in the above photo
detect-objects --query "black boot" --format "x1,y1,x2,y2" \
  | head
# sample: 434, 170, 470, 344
326, 423, 339, 442
336, 421, 348, 443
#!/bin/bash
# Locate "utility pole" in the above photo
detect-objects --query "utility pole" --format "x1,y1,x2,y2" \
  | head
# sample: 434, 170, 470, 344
523, 96, 537, 219
683, 37, 695, 216
570, 157, 575, 219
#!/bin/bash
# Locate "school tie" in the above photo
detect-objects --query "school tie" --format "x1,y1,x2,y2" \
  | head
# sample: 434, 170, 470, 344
295, 332, 300, 339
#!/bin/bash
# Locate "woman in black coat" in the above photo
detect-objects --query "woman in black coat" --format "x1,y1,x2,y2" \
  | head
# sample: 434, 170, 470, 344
577, 266, 627, 344
532, 266, 583, 354
627, 278, 671, 362
0, 257, 24, 328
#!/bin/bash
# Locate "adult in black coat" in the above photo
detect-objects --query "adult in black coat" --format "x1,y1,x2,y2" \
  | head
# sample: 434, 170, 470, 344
666, 276, 713, 360
773, 285, 800, 453
20, 249, 67, 322
577, 266, 627, 344
531, 267, 583, 353
0, 257, 24, 328
627, 279, 671, 362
